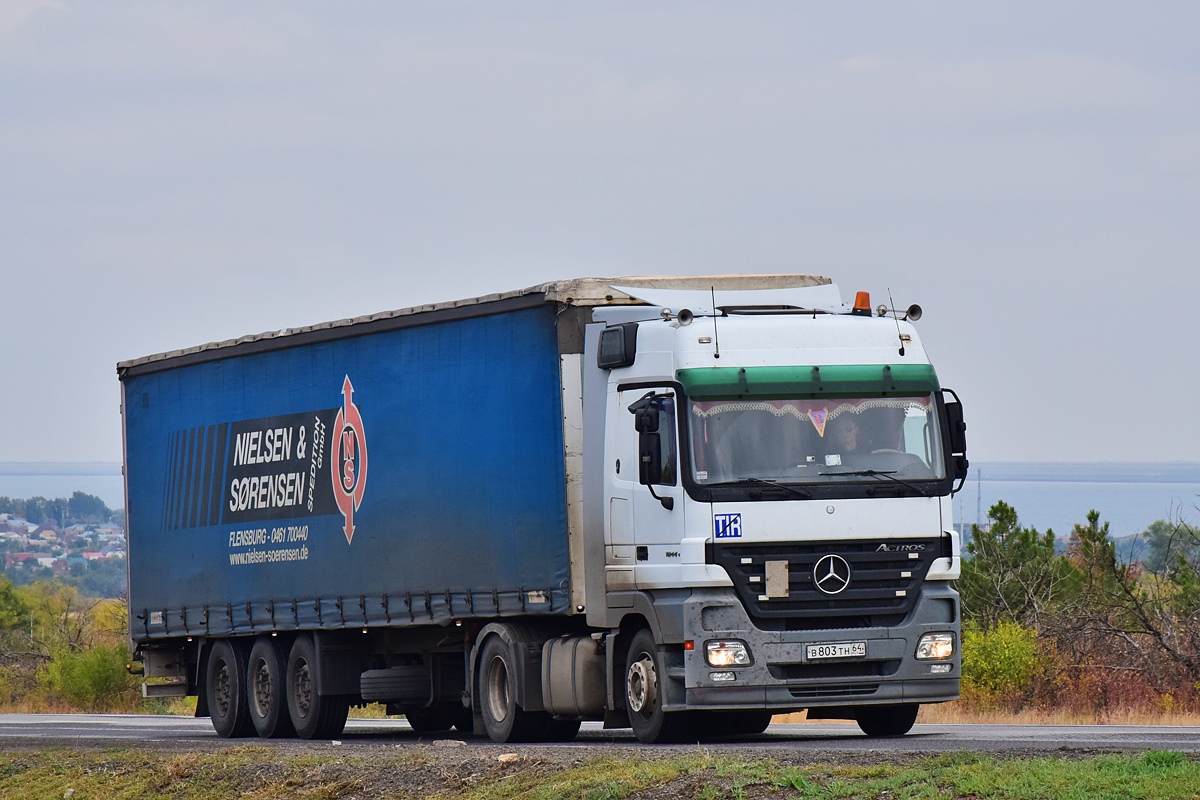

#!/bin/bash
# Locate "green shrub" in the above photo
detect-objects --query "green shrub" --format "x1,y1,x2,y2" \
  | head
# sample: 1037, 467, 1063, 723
961, 621, 1039, 707
39, 644, 137, 710
0, 578, 28, 628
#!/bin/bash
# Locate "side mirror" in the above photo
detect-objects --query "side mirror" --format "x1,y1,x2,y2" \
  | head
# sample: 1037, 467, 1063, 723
941, 388, 969, 487
597, 323, 638, 369
639, 432, 663, 485
628, 390, 674, 510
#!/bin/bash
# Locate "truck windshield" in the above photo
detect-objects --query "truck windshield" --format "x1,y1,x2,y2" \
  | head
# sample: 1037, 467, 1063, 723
687, 395, 945, 485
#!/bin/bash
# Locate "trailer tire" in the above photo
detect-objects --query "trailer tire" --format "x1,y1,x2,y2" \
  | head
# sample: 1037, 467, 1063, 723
247, 637, 295, 739
856, 704, 918, 737
624, 629, 695, 743
478, 636, 549, 743
206, 639, 254, 738
360, 666, 430, 703
286, 635, 349, 740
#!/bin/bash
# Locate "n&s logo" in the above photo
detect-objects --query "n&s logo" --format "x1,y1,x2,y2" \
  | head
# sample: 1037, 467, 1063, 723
332, 375, 368, 544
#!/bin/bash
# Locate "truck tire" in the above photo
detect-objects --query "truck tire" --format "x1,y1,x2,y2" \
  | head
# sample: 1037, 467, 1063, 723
247, 637, 295, 739
624, 629, 695, 743
709, 710, 773, 737
206, 639, 254, 738
404, 704, 469, 734
544, 718, 582, 742
286, 635, 349, 740
478, 635, 549, 743
856, 704, 919, 737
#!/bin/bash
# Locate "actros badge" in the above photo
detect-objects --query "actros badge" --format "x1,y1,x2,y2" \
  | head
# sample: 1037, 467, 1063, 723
812, 554, 851, 595
332, 375, 368, 544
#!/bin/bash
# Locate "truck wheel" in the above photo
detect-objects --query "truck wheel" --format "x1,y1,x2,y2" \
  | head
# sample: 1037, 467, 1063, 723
478, 636, 549, 743
206, 639, 254, 738
712, 710, 773, 736
856, 704, 919, 737
544, 718, 582, 742
286, 635, 349, 740
247, 637, 295, 738
404, 705, 462, 734
625, 629, 693, 743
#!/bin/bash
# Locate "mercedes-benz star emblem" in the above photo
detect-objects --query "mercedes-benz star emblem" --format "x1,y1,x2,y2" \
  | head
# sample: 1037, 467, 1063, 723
813, 554, 851, 595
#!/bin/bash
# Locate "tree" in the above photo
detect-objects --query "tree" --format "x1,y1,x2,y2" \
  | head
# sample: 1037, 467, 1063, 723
0, 578, 29, 629
42, 497, 68, 528
1059, 511, 1200, 684
958, 500, 1074, 630
21, 497, 47, 525
67, 492, 110, 524
1139, 519, 1200, 574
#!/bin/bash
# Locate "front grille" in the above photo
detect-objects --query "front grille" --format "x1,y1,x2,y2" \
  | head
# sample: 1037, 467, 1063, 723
788, 683, 879, 699
709, 538, 939, 629
768, 660, 900, 681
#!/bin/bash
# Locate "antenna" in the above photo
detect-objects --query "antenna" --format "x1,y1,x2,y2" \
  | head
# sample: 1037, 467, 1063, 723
976, 470, 982, 528
710, 286, 721, 359
888, 288, 904, 356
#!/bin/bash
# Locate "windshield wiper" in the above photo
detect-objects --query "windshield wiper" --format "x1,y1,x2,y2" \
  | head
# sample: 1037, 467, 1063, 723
711, 477, 812, 499
818, 469, 933, 497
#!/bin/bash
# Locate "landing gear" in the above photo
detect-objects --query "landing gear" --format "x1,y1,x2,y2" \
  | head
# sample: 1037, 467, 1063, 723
286, 635, 349, 740
856, 704, 919, 737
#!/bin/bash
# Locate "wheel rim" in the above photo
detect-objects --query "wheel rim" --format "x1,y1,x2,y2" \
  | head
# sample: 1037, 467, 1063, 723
252, 658, 272, 718
485, 655, 510, 723
626, 654, 657, 716
213, 660, 232, 717
293, 659, 312, 718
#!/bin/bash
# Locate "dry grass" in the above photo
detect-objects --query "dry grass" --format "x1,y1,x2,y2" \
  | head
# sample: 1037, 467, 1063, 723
917, 702, 1200, 726
4, 747, 1200, 800
772, 703, 1200, 726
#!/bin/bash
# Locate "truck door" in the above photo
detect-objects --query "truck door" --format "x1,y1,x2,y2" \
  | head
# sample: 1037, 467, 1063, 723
623, 388, 686, 587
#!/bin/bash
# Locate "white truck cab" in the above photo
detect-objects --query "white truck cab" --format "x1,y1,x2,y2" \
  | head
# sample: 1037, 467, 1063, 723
584, 276, 967, 740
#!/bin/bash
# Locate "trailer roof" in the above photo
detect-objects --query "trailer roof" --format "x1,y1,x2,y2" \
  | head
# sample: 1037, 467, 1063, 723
117, 274, 828, 376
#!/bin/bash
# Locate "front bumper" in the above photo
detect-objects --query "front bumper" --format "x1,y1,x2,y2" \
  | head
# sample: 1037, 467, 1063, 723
676, 582, 960, 711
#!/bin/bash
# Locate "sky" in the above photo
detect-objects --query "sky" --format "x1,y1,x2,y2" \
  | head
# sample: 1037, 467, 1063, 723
1, 2, 1198, 464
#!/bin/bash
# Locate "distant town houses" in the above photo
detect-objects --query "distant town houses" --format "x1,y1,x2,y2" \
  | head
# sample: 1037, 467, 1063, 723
0, 511, 126, 578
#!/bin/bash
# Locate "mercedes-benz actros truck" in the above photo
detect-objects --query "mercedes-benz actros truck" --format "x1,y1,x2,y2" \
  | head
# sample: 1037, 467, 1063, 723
119, 274, 968, 743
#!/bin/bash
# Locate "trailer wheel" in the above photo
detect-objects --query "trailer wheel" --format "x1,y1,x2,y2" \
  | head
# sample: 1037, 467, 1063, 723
855, 704, 918, 737
206, 639, 254, 738
247, 637, 295, 739
286, 635, 349, 740
478, 636, 548, 743
625, 629, 694, 743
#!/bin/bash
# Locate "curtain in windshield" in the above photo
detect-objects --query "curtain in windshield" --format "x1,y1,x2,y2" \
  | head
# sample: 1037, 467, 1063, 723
688, 396, 943, 484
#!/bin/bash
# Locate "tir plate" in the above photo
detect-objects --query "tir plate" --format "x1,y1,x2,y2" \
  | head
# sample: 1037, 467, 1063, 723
805, 641, 867, 661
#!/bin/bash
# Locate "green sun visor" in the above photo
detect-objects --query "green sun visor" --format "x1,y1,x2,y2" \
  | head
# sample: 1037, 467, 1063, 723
676, 363, 940, 399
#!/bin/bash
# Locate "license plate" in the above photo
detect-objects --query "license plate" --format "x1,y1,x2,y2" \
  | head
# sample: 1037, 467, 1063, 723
805, 641, 867, 661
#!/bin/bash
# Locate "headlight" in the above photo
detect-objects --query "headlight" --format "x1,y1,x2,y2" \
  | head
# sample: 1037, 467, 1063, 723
705, 640, 752, 667
915, 632, 955, 660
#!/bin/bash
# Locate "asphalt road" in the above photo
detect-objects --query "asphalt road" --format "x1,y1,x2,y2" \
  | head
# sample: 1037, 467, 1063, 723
1, 714, 1197, 754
